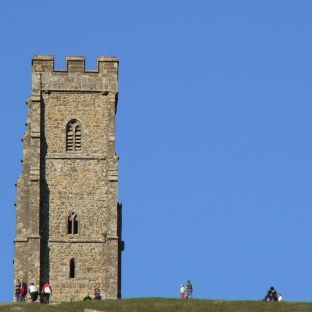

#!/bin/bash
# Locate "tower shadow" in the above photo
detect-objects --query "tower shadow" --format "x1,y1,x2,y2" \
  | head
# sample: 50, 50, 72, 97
40, 96, 50, 289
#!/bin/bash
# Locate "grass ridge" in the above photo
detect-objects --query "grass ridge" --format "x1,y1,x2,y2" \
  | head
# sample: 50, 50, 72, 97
1, 297, 312, 312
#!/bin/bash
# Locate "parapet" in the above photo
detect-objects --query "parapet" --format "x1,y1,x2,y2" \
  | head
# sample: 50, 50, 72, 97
31, 55, 119, 93
32, 55, 119, 73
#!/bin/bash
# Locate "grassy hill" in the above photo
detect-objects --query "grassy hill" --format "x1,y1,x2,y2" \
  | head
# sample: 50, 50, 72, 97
1, 298, 312, 312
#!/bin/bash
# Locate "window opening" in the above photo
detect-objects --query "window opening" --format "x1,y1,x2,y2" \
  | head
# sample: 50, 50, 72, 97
68, 213, 78, 234
69, 258, 75, 278
66, 119, 81, 151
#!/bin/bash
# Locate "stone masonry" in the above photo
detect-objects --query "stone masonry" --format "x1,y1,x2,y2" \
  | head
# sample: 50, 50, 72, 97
14, 55, 123, 301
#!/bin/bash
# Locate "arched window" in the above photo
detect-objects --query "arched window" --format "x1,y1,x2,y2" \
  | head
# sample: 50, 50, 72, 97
68, 213, 78, 234
66, 119, 81, 151
69, 258, 76, 278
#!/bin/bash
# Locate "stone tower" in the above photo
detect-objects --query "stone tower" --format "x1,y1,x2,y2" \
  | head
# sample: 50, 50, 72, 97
14, 55, 122, 301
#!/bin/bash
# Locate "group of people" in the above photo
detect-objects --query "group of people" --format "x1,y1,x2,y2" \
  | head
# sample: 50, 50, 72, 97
180, 280, 193, 299
15, 279, 52, 304
179, 283, 282, 302
15, 278, 282, 303
83, 285, 103, 301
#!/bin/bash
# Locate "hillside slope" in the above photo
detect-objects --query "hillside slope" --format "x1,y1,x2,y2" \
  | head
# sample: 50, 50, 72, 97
1, 298, 312, 312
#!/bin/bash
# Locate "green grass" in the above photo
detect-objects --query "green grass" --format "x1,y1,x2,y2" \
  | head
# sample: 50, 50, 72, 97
1, 298, 312, 312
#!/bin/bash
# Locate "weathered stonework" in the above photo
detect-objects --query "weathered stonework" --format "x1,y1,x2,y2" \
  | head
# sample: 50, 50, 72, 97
14, 55, 123, 301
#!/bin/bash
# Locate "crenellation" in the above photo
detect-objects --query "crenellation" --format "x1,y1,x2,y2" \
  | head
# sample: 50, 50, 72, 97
66, 56, 85, 73
32, 55, 54, 72
31, 55, 119, 76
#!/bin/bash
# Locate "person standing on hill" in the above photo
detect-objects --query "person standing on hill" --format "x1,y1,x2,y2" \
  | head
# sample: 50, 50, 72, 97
15, 279, 21, 302
42, 281, 52, 304
19, 279, 27, 302
180, 284, 185, 300
186, 280, 193, 299
28, 283, 38, 302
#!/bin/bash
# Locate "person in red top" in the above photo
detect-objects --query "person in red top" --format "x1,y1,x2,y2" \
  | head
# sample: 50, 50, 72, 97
19, 279, 28, 302
42, 281, 52, 304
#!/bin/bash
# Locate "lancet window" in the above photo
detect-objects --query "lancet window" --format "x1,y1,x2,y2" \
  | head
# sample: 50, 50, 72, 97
68, 212, 78, 234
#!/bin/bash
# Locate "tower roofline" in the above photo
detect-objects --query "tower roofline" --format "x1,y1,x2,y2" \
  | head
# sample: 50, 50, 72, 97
32, 55, 119, 73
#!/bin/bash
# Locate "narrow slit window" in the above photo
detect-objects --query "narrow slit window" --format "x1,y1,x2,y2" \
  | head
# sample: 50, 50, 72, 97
69, 258, 75, 278
66, 119, 82, 151
68, 213, 79, 235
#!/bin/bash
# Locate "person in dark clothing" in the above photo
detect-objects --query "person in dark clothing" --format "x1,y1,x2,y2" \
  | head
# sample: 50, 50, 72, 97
264, 286, 278, 301
94, 287, 101, 300
15, 280, 20, 302
29, 283, 39, 302
186, 280, 193, 299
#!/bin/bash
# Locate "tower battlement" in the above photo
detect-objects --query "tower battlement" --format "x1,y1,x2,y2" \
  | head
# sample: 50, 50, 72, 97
32, 55, 119, 73
31, 55, 119, 94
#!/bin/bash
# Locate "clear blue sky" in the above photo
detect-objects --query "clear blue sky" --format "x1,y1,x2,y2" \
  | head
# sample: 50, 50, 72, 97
1, 0, 312, 303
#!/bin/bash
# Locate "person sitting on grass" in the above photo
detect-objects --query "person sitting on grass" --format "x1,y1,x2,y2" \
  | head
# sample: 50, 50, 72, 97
264, 286, 278, 301
94, 285, 101, 300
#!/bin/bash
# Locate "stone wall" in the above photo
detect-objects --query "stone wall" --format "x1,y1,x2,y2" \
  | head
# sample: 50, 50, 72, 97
14, 55, 122, 301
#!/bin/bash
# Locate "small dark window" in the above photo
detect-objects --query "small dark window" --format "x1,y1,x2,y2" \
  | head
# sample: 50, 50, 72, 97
69, 258, 75, 278
68, 213, 78, 234
66, 119, 82, 151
